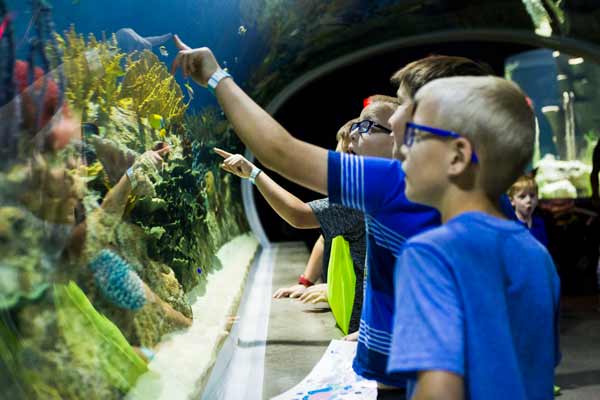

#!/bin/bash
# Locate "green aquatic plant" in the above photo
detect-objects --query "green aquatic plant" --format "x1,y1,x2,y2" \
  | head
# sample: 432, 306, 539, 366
129, 114, 247, 292
53, 281, 147, 391
183, 106, 229, 144
131, 151, 210, 291
581, 130, 600, 166
0, 206, 52, 310
131, 130, 247, 292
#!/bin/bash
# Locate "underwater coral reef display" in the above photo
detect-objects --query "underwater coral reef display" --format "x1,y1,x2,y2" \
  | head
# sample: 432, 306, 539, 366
0, 1, 249, 397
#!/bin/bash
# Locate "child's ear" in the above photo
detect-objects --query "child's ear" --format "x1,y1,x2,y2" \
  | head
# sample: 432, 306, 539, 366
447, 138, 474, 176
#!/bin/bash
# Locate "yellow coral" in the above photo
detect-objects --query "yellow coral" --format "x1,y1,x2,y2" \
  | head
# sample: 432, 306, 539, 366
204, 170, 215, 196
53, 26, 126, 122
119, 51, 187, 126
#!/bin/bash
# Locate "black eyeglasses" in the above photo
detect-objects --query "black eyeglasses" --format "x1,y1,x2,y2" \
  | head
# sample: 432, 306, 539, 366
404, 122, 479, 163
350, 119, 392, 136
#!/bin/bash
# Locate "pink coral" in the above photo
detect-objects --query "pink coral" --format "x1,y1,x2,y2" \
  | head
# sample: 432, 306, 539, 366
14, 60, 59, 129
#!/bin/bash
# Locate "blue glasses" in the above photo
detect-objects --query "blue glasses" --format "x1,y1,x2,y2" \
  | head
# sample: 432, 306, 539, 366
351, 119, 392, 136
403, 122, 479, 163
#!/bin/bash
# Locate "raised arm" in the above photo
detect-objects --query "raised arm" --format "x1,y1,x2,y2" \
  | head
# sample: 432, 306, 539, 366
100, 146, 169, 216
172, 35, 328, 195
215, 148, 319, 229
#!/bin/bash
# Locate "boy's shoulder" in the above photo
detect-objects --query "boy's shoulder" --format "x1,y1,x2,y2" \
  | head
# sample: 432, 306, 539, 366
405, 211, 543, 259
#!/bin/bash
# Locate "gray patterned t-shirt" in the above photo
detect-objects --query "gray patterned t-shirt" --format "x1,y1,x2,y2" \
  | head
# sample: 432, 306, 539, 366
308, 198, 366, 333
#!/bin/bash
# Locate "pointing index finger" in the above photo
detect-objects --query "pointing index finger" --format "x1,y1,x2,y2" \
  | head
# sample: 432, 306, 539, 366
156, 144, 171, 155
173, 34, 191, 51
213, 147, 233, 159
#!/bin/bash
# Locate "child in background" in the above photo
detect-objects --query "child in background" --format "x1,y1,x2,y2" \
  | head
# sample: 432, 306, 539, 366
508, 174, 548, 247
387, 76, 560, 400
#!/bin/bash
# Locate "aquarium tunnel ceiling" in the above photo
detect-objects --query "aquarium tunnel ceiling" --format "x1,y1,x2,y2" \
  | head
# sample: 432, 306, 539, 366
255, 31, 600, 242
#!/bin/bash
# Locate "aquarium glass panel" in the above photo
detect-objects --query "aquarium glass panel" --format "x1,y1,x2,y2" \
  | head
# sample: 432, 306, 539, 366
506, 49, 600, 199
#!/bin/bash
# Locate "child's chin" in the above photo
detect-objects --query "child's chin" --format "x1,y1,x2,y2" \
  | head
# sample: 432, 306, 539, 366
406, 188, 432, 207
404, 186, 419, 203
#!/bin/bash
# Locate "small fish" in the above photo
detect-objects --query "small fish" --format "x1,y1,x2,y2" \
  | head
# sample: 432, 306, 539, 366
238, 25, 247, 36
159, 45, 168, 57
159, 128, 166, 138
289, 28, 300, 37
184, 82, 194, 100
223, 60, 228, 66
149, 114, 164, 130
234, 57, 238, 63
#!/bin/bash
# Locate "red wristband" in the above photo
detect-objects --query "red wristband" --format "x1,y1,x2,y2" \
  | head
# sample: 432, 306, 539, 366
298, 274, 314, 287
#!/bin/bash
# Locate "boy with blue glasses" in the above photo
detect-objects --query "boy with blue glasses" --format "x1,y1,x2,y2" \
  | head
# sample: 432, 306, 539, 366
387, 76, 560, 400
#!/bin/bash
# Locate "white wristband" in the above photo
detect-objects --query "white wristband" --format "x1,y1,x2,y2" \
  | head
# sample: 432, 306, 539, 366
126, 166, 135, 187
248, 167, 262, 185
207, 69, 232, 94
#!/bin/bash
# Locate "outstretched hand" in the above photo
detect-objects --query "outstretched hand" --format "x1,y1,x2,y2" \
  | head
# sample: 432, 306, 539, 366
171, 34, 220, 86
299, 283, 328, 304
214, 147, 255, 179
140, 144, 171, 169
272, 284, 307, 299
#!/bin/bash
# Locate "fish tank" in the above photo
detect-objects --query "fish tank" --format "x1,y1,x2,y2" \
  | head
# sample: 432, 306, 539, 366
1, 0, 600, 398
506, 48, 600, 199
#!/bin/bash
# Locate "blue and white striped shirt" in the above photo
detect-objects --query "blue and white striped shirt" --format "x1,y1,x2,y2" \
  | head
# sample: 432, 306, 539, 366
328, 151, 440, 386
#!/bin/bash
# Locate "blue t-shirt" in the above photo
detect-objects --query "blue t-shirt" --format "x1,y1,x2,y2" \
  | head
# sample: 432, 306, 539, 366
387, 212, 561, 400
499, 193, 517, 221
327, 151, 440, 385
521, 213, 549, 248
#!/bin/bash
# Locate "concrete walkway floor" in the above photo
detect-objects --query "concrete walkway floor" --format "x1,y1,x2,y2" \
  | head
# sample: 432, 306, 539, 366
262, 242, 343, 399
555, 296, 600, 400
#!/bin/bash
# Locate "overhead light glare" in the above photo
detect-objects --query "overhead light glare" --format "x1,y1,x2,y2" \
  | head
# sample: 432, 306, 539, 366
542, 105, 560, 113
568, 57, 584, 65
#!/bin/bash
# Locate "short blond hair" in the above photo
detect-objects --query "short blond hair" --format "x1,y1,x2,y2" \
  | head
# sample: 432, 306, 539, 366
508, 175, 538, 198
360, 101, 398, 122
365, 95, 399, 107
336, 118, 359, 142
416, 76, 535, 198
